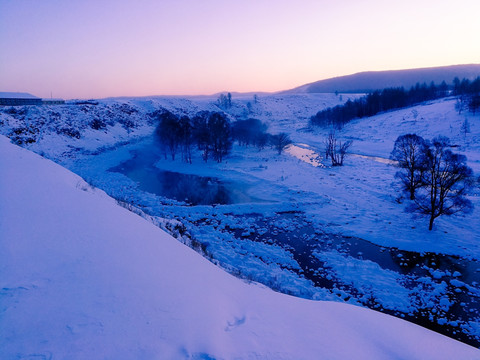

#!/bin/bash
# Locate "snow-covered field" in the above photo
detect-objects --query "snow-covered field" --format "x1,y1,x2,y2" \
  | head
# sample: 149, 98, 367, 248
2, 131, 480, 359
1, 92, 480, 350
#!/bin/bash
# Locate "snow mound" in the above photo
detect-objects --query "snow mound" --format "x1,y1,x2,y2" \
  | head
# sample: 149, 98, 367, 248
1, 135, 479, 359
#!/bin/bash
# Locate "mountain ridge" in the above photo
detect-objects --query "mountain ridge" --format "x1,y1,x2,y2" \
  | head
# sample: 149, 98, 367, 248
285, 64, 480, 94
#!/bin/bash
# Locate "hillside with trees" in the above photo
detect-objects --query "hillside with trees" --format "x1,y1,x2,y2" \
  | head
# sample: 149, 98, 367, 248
287, 64, 480, 94
310, 77, 480, 129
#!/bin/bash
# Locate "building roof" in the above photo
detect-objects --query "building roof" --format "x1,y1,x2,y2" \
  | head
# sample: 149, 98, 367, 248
0, 92, 40, 99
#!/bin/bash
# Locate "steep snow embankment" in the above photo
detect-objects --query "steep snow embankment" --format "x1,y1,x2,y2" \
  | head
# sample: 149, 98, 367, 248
1, 136, 479, 359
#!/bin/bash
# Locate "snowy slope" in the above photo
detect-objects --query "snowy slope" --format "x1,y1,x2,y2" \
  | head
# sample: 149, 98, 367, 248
1, 136, 479, 359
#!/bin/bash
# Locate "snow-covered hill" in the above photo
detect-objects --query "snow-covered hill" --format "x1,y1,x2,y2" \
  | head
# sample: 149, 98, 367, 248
2, 135, 480, 359
0, 93, 355, 161
2, 92, 480, 349
285, 64, 480, 93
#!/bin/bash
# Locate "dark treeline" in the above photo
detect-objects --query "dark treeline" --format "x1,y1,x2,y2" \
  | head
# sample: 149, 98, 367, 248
156, 110, 232, 163
453, 76, 480, 96
155, 111, 277, 163
310, 78, 480, 128
453, 77, 480, 115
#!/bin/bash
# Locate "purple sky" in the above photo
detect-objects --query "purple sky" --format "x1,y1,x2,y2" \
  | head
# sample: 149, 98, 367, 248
1, 0, 479, 99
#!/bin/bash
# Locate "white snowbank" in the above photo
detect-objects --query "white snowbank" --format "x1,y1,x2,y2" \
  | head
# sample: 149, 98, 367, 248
1, 135, 479, 359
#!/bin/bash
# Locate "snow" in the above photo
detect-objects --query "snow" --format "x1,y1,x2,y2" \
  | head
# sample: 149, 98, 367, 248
285, 144, 325, 167
1, 92, 480, 349
314, 251, 414, 313
1, 135, 479, 359
266, 98, 480, 255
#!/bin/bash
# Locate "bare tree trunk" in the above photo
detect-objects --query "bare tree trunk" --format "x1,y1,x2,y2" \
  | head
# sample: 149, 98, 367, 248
410, 187, 415, 200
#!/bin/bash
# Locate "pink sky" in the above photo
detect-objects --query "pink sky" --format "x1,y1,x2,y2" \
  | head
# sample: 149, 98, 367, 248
1, 0, 479, 99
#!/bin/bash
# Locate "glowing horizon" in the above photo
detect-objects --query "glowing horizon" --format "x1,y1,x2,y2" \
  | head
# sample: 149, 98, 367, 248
1, 0, 479, 99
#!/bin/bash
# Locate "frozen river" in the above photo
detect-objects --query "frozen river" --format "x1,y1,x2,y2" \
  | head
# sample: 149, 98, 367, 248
97, 140, 480, 348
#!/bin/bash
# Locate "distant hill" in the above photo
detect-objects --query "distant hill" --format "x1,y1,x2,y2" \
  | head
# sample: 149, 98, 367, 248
0, 92, 39, 99
287, 64, 480, 94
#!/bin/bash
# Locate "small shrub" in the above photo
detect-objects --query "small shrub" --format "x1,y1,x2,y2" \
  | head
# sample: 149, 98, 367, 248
90, 119, 106, 130
58, 127, 81, 139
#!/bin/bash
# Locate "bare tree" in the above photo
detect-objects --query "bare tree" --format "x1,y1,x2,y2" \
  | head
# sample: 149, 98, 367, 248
455, 98, 465, 115
208, 112, 232, 163
271, 133, 292, 155
411, 109, 419, 123
192, 111, 232, 163
325, 131, 352, 166
409, 137, 473, 230
461, 117, 471, 139
192, 112, 211, 162
155, 111, 180, 160
178, 115, 193, 164
390, 134, 428, 200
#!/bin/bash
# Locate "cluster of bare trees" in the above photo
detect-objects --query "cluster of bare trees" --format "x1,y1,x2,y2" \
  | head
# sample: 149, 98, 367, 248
156, 111, 294, 163
324, 131, 352, 166
391, 134, 474, 230
156, 111, 232, 163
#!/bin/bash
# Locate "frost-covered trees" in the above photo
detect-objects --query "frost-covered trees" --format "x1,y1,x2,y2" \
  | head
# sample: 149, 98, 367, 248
461, 118, 471, 139
392, 135, 474, 230
455, 98, 465, 115
325, 131, 352, 166
390, 134, 428, 200
411, 109, 419, 123
217, 92, 232, 109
